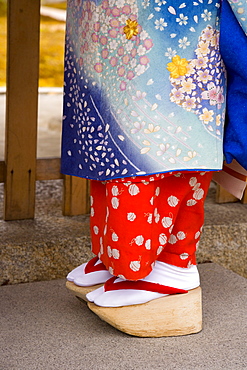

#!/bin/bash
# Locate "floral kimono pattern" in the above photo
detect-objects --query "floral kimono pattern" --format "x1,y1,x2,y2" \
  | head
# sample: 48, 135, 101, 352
61, 0, 247, 181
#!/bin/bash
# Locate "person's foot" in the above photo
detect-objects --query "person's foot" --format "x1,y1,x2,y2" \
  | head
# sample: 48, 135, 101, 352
87, 261, 200, 307
67, 257, 113, 287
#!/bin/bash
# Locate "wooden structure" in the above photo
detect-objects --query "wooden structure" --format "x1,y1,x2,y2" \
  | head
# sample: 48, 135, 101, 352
0, 0, 245, 221
0, 0, 89, 221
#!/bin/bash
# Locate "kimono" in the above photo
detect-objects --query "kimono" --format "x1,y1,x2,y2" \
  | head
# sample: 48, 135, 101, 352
61, 0, 247, 190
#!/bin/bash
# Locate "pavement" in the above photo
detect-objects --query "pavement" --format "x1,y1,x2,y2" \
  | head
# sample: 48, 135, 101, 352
1, 263, 246, 370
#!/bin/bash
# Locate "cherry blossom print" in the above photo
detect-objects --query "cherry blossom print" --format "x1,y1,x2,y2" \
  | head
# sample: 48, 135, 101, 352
169, 26, 226, 139
75, 0, 152, 94
63, 0, 225, 182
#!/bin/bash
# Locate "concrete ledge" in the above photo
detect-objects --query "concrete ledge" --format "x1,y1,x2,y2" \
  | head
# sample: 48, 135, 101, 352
0, 263, 246, 369
0, 181, 247, 285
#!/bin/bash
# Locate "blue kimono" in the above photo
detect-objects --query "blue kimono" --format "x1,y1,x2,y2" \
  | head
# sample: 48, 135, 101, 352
61, 0, 247, 181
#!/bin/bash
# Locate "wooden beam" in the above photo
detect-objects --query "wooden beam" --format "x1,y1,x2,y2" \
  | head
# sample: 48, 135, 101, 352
36, 158, 62, 181
1, 158, 62, 183
241, 189, 247, 204
0, 161, 4, 183
63, 175, 90, 216
4, 0, 40, 220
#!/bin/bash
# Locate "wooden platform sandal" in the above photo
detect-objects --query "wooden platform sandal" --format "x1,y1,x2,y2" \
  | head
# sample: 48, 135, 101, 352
87, 277, 202, 337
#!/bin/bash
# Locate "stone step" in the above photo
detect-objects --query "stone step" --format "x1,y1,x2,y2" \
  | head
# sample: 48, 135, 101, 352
1, 263, 246, 369
0, 181, 247, 285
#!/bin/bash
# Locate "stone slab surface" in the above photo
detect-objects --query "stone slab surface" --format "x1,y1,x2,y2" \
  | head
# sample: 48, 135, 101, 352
0, 263, 246, 370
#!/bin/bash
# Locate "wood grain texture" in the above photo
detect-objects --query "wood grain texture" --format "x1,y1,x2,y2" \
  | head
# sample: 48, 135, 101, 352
66, 280, 103, 301
216, 184, 238, 203
88, 287, 202, 337
63, 175, 90, 216
4, 0, 40, 220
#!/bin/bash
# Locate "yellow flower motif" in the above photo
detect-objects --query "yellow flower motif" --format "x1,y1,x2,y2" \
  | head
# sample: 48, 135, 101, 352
124, 19, 139, 40
167, 55, 189, 79
216, 114, 221, 126
199, 107, 214, 123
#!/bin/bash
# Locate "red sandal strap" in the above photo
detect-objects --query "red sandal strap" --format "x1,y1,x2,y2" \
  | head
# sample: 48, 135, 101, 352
104, 277, 188, 295
84, 256, 107, 274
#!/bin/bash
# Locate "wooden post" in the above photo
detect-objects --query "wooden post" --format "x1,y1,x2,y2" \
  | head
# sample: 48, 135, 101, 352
4, 0, 40, 220
63, 175, 90, 216
241, 189, 247, 204
216, 184, 238, 203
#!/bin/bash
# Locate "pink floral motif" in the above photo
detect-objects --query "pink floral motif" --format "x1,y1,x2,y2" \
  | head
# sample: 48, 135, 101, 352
94, 22, 100, 32
139, 56, 149, 65
109, 28, 118, 38
127, 71, 135, 80
120, 81, 127, 91
111, 7, 121, 17
94, 63, 103, 73
122, 5, 131, 14
122, 55, 130, 64
110, 56, 118, 67
118, 66, 126, 77
169, 26, 226, 136
102, 0, 109, 9
101, 49, 109, 59
118, 46, 124, 56
143, 39, 153, 50
131, 49, 137, 58
110, 19, 120, 28
92, 33, 98, 42
72, 0, 152, 95
100, 36, 108, 45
